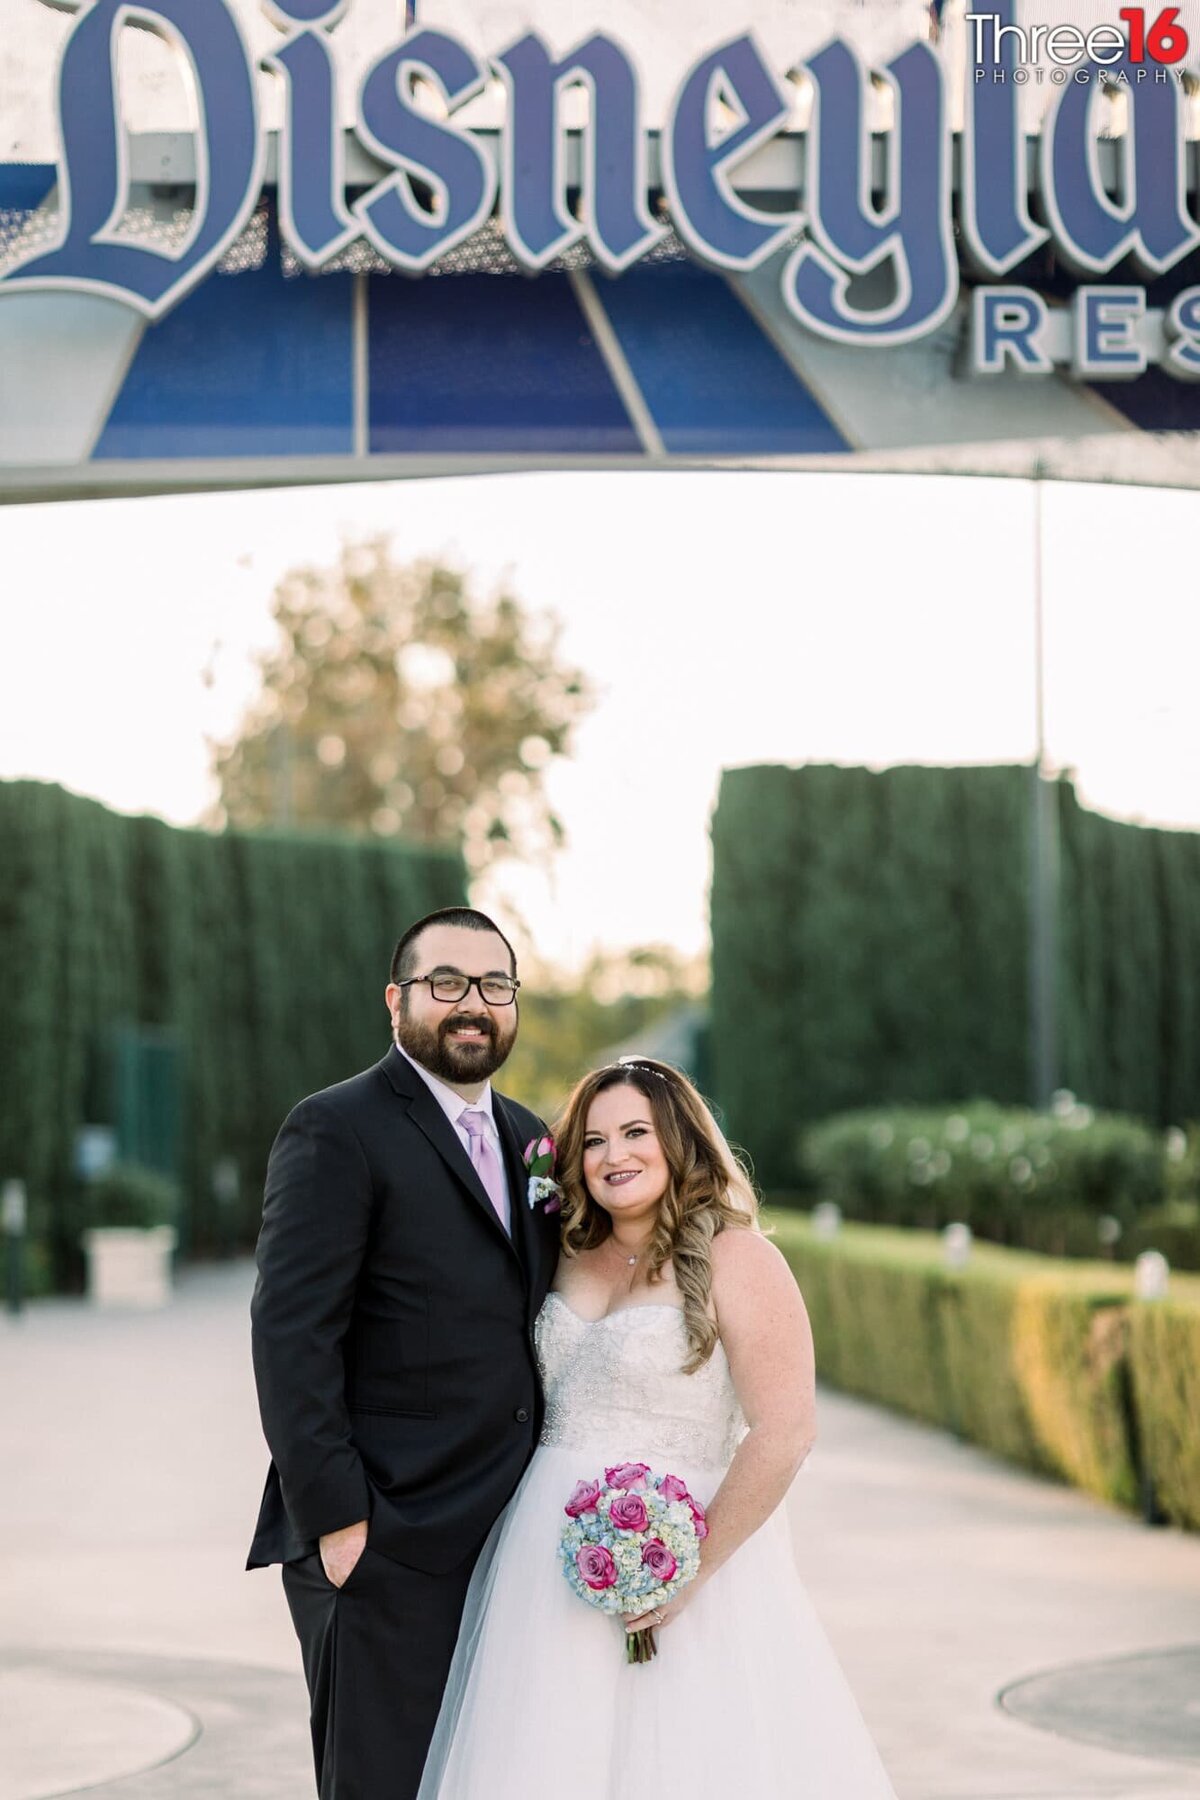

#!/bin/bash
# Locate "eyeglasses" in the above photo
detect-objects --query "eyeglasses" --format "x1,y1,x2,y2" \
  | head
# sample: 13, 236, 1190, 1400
396, 970, 521, 1006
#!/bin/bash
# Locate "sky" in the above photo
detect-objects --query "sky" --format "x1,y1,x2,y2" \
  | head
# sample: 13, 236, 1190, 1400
1, 468, 1198, 968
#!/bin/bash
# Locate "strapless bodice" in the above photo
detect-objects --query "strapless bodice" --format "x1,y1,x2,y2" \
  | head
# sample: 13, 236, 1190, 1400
534, 1292, 747, 1471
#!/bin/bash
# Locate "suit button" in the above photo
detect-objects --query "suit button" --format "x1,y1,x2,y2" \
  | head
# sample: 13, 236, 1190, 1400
514, 1407, 530, 1423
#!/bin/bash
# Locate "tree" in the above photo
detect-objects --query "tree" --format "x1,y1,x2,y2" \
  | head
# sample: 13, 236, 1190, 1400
210, 538, 592, 873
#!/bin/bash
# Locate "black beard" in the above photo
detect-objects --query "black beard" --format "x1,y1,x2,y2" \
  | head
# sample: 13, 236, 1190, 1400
395, 1008, 516, 1084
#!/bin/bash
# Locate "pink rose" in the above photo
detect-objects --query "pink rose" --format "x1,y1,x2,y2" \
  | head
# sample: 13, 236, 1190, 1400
539, 1135, 555, 1159
659, 1474, 690, 1504
688, 1496, 709, 1541
564, 1479, 601, 1518
605, 1461, 651, 1491
576, 1544, 617, 1590
641, 1538, 677, 1582
524, 1137, 537, 1162
609, 1492, 649, 1532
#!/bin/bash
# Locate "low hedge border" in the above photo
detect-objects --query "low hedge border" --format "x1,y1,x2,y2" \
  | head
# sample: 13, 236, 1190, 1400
768, 1212, 1200, 1527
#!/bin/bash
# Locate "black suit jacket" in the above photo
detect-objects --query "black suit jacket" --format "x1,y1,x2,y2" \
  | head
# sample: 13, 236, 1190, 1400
247, 1046, 560, 1575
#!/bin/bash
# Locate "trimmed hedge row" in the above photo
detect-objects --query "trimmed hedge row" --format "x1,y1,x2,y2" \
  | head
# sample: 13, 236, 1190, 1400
769, 1213, 1200, 1526
0, 780, 464, 1281
711, 764, 1200, 1189
797, 1100, 1175, 1247
1128, 1300, 1200, 1531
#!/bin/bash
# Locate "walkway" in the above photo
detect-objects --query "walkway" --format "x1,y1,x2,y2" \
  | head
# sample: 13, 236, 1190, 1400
1, 1262, 1198, 1798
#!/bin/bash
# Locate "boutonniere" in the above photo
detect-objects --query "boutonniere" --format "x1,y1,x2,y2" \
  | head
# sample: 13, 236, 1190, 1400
523, 1135, 562, 1214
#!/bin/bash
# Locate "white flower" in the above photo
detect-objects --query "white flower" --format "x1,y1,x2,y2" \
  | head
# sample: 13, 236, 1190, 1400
527, 1175, 562, 1209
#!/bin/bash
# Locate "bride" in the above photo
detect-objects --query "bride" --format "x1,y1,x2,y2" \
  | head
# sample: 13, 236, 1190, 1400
417, 1056, 899, 1798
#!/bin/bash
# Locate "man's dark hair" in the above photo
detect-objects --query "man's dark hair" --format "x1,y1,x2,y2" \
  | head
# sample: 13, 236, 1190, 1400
390, 908, 518, 984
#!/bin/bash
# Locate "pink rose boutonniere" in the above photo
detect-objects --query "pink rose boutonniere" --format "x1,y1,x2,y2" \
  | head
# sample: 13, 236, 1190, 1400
523, 1134, 562, 1214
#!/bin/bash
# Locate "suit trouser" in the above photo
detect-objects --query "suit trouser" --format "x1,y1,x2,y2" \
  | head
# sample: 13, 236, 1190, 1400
282, 1545, 478, 1800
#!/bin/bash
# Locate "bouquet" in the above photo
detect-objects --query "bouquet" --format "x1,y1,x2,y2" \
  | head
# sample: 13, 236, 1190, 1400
559, 1461, 708, 1663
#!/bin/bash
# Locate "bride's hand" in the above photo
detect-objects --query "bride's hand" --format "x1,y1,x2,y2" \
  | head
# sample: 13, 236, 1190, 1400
623, 1578, 701, 1635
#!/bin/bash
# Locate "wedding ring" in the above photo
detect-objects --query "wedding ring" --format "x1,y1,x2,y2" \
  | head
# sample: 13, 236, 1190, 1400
650, 1609, 665, 1626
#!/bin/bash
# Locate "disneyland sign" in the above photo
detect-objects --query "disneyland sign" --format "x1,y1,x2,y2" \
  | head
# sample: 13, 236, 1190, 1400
4, 0, 1200, 377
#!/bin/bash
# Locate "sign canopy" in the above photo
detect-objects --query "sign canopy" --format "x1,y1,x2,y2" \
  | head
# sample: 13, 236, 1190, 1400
3, 0, 1200, 499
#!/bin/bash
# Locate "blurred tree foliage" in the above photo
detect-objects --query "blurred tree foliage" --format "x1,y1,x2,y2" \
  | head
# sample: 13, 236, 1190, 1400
503, 946, 708, 1124
210, 538, 593, 874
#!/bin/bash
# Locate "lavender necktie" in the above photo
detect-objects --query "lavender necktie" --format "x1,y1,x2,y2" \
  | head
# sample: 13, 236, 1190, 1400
460, 1108, 510, 1234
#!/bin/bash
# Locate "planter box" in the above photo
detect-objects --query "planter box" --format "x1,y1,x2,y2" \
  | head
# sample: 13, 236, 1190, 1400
82, 1226, 178, 1310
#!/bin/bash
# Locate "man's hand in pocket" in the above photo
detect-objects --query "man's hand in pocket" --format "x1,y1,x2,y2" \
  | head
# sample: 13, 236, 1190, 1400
319, 1519, 368, 1588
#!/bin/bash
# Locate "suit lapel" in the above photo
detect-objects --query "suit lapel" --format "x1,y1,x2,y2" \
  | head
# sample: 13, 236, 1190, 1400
381, 1049, 522, 1268
495, 1095, 562, 1321
494, 1096, 535, 1279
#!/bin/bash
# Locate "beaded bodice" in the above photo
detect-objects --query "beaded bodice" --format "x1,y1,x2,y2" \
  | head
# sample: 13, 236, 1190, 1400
534, 1292, 747, 1471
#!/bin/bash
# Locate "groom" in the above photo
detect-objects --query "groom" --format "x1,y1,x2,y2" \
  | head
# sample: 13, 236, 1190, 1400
248, 907, 560, 1800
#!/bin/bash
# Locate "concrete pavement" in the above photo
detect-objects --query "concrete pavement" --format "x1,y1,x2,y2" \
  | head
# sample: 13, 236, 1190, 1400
1, 1260, 1198, 1799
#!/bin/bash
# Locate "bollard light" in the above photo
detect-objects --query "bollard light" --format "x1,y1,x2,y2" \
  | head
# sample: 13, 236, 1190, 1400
2, 1178, 27, 1317
1133, 1250, 1170, 1302
811, 1202, 841, 1241
213, 1157, 240, 1258
1, 1179, 26, 1236
943, 1222, 972, 1270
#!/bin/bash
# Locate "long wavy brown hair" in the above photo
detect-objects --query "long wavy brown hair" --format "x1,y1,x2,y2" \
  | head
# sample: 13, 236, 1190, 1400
553, 1057, 760, 1372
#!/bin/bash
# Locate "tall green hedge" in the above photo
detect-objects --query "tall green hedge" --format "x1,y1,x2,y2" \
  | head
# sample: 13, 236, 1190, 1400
0, 781, 464, 1281
711, 764, 1200, 1187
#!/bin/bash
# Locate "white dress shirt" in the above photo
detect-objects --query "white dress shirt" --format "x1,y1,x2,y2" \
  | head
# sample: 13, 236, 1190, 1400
395, 1044, 512, 1230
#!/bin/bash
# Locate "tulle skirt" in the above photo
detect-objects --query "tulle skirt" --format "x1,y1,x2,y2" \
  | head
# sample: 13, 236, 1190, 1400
417, 1440, 899, 1799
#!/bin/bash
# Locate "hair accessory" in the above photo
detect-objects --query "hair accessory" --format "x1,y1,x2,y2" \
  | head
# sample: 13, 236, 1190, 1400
615, 1057, 669, 1082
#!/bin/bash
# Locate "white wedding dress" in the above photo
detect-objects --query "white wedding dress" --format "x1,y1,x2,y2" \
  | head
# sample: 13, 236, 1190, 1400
417, 1293, 900, 1799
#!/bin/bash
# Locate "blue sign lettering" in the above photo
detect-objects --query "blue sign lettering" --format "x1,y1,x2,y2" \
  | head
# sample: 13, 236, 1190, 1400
1072, 286, 1147, 378
2, 0, 262, 318
1166, 289, 1200, 378
1042, 53, 1198, 274
662, 34, 797, 271
355, 29, 494, 274
784, 42, 957, 345
3, 0, 1200, 383
268, 0, 357, 268
494, 32, 663, 274
961, 0, 1048, 276
972, 287, 1052, 374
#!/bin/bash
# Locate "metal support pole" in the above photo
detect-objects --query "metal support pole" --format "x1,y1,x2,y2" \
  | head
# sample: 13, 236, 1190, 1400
1029, 473, 1059, 1110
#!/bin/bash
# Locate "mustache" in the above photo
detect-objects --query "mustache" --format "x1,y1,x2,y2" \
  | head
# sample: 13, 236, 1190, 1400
439, 1013, 496, 1039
